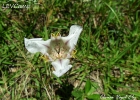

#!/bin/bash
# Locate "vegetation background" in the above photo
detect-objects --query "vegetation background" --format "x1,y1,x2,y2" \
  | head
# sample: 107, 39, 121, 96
0, 0, 140, 100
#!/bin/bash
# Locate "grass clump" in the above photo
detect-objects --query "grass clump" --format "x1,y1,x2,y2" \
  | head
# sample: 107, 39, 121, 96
0, 0, 140, 100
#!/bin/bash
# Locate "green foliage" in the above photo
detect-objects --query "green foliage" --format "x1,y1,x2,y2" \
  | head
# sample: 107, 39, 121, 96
0, 0, 140, 99
72, 80, 100, 100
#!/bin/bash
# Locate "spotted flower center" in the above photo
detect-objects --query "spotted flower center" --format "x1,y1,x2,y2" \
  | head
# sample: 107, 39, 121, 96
48, 39, 70, 60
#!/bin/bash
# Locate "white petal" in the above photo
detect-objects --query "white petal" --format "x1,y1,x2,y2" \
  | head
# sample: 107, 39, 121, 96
24, 38, 51, 55
61, 25, 83, 52
68, 25, 83, 45
52, 59, 72, 77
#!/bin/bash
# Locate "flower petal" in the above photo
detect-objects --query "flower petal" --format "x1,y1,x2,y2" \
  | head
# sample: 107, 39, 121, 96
68, 25, 83, 45
61, 25, 83, 52
52, 59, 72, 77
24, 38, 51, 55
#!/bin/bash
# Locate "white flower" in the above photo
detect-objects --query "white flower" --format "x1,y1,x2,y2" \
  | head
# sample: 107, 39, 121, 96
24, 25, 83, 77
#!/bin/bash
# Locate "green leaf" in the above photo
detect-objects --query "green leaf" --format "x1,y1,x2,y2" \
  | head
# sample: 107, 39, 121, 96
32, 52, 40, 64
0, 23, 3, 31
85, 79, 91, 94
72, 89, 83, 99
87, 94, 100, 100
87, 86, 96, 95
128, 92, 140, 97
